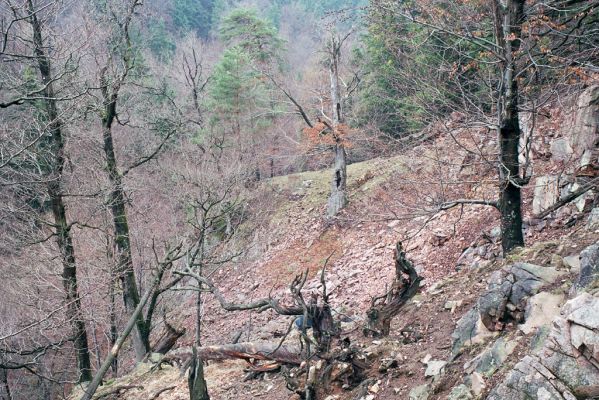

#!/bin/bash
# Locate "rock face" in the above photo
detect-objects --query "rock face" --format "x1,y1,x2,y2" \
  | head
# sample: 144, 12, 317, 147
571, 85, 599, 160
487, 293, 599, 400
533, 176, 560, 215
572, 241, 599, 295
451, 307, 495, 357
520, 292, 564, 335
478, 263, 565, 331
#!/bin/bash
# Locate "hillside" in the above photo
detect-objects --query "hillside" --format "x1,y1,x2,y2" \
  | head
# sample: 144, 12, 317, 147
69, 85, 599, 400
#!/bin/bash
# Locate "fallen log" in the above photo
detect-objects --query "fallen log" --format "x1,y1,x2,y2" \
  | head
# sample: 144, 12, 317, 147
177, 342, 303, 365
152, 320, 186, 355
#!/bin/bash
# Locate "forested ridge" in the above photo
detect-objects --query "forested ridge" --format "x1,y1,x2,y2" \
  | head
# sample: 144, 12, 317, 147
1, 0, 598, 399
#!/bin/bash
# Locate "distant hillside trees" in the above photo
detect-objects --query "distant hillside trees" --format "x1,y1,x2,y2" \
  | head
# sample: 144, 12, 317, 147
363, 0, 599, 252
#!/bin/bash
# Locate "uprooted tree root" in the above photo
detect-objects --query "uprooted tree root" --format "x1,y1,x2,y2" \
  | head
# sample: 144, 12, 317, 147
171, 244, 419, 399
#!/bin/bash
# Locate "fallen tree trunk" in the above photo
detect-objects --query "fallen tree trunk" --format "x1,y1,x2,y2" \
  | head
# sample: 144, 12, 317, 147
153, 320, 186, 355
178, 342, 303, 365
364, 241, 422, 337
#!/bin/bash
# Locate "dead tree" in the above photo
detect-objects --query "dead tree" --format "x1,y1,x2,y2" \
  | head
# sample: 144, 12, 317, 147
364, 242, 422, 337
152, 319, 186, 355
188, 346, 210, 400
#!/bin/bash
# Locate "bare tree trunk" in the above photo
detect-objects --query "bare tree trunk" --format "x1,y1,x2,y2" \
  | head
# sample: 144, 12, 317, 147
196, 281, 203, 347
0, 368, 11, 400
28, 0, 92, 382
188, 346, 210, 400
496, 0, 526, 253
101, 117, 150, 360
327, 144, 348, 217
326, 34, 348, 217
109, 278, 118, 376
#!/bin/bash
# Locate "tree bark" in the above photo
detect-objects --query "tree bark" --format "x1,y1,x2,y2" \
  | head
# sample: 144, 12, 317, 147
364, 242, 421, 337
28, 0, 93, 383
101, 107, 150, 360
496, 0, 526, 253
326, 34, 348, 217
153, 321, 186, 355
188, 346, 210, 400
179, 342, 303, 365
0, 368, 11, 400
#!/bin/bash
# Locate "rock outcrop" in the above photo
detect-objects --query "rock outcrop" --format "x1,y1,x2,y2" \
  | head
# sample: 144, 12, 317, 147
477, 263, 565, 331
487, 293, 599, 400
572, 241, 599, 295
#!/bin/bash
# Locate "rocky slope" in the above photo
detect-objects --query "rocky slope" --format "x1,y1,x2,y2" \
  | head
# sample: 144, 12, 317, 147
72, 84, 599, 400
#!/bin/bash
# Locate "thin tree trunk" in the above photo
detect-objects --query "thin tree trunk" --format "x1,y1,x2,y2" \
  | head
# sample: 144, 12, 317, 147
109, 274, 118, 376
101, 120, 150, 360
496, 0, 525, 253
0, 368, 11, 400
80, 266, 164, 400
326, 35, 348, 217
28, 0, 93, 382
98, 51, 151, 358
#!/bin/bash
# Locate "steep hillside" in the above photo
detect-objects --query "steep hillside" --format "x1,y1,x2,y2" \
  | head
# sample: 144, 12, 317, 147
71, 85, 599, 400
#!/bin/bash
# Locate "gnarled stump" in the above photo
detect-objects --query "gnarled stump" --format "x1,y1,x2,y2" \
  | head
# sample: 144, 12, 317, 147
364, 242, 422, 337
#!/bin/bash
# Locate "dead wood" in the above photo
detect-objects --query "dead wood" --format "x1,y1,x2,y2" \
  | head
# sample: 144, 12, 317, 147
188, 346, 210, 400
95, 385, 143, 399
534, 176, 599, 219
148, 386, 176, 400
152, 319, 186, 355
364, 241, 422, 337
179, 342, 303, 365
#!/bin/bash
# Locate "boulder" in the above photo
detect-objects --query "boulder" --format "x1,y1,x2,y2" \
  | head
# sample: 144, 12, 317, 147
448, 384, 473, 400
451, 307, 495, 357
587, 208, 599, 231
487, 293, 599, 399
424, 360, 447, 378
563, 254, 581, 273
465, 336, 519, 377
572, 242, 599, 295
409, 384, 430, 400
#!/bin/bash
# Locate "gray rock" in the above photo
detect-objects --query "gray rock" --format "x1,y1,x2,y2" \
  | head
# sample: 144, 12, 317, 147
424, 360, 447, 378
448, 384, 473, 400
550, 138, 573, 162
587, 208, 599, 231
409, 384, 430, 400
533, 176, 560, 215
478, 263, 565, 331
563, 254, 581, 273
487, 293, 599, 400
570, 85, 599, 159
520, 292, 564, 335
466, 336, 519, 377
572, 242, 599, 295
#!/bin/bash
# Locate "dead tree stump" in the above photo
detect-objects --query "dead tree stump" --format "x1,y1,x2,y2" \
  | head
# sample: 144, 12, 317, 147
188, 346, 210, 400
364, 242, 422, 337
